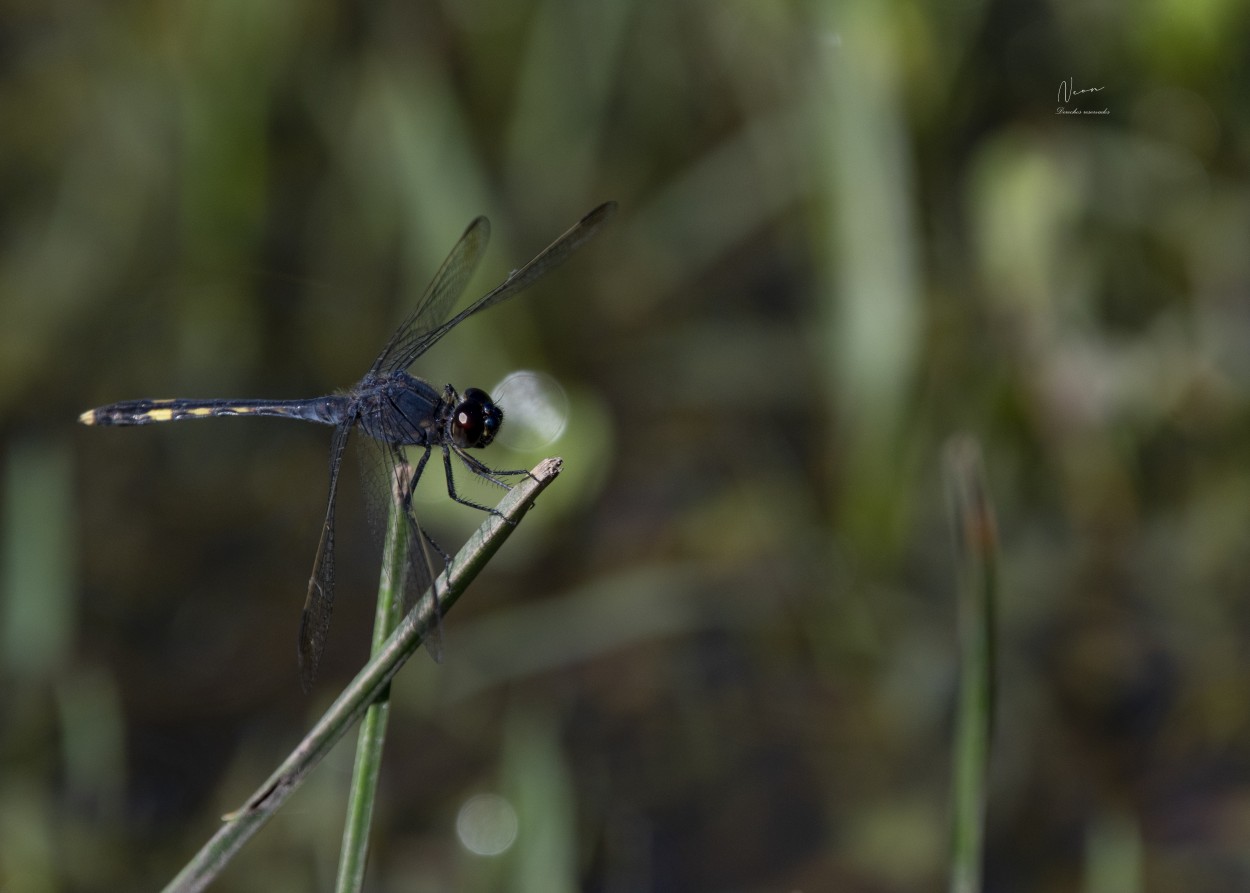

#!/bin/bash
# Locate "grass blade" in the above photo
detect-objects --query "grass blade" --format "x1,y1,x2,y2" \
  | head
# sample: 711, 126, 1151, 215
944, 437, 998, 893
335, 465, 412, 892
161, 457, 564, 893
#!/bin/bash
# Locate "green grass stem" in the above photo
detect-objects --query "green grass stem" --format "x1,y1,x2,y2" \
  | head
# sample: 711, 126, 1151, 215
334, 464, 413, 892
160, 458, 564, 893
944, 437, 998, 893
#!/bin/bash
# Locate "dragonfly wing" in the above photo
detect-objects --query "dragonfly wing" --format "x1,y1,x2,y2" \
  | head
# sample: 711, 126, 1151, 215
388, 202, 617, 372
298, 419, 355, 690
371, 216, 492, 376
389, 444, 446, 661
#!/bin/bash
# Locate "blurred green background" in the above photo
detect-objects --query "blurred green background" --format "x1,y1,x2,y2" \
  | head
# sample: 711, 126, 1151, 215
3, 0, 1250, 890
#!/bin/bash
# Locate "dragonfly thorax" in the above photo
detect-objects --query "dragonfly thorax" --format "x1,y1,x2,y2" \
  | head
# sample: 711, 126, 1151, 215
353, 370, 444, 446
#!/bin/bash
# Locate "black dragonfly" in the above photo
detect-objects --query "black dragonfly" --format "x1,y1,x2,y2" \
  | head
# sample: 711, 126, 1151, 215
81, 201, 616, 689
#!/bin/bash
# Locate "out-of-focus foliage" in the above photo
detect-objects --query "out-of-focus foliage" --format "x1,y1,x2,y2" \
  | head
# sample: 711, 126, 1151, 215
2, 0, 1250, 890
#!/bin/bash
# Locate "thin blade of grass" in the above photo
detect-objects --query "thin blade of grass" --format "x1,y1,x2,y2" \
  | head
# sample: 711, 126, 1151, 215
335, 464, 412, 893
944, 437, 998, 893
161, 457, 564, 893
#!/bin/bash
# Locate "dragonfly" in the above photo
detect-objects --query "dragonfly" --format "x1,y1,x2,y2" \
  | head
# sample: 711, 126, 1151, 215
80, 201, 616, 689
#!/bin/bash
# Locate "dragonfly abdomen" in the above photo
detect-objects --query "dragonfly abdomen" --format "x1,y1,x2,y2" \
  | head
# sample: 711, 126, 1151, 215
79, 396, 350, 427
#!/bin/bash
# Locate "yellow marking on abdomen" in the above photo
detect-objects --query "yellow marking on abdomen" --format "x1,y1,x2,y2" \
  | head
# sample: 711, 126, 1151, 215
144, 408, 175, 422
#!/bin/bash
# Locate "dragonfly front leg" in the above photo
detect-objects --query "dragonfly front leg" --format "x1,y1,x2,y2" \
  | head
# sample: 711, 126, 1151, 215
441, 444, 512, 521
454, 447, 534, 487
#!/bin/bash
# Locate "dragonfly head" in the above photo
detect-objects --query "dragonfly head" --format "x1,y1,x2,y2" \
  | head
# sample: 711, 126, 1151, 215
451, 387, 503, 449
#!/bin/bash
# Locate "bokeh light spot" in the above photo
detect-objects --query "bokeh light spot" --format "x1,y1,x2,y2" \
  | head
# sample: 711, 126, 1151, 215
455, 793, 519, 856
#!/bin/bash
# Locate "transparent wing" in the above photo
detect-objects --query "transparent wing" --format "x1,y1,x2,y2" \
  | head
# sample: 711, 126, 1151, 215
389, 444, 446, 661
297, 419, 354, 691
370, 216, 492, 376
385, 201, 617, 373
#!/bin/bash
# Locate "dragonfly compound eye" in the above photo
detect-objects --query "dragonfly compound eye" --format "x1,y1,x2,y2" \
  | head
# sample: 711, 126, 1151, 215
453, 388, 503, 448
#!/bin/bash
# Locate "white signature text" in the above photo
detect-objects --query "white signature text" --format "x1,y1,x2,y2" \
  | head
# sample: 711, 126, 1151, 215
1057, 77, 1104, 103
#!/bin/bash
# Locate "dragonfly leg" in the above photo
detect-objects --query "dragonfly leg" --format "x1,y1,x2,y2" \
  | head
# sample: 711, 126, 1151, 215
401, 446, 453, 564
455, 447, 533, 488
441, 444, 514, 522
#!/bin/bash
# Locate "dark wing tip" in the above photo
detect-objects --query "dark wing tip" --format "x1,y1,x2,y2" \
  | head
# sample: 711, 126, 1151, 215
565, 201, 618, 249
297, 603, 327, 693
463, 215, 491, 246
297, 629, 319, 693
584, 201, 618, 226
